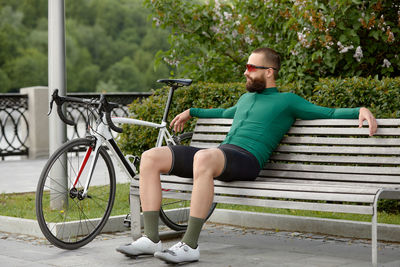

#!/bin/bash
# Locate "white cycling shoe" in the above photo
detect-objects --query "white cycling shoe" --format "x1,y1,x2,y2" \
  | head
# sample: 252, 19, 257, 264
116, 236, 162, 257
154, 242, 200, 264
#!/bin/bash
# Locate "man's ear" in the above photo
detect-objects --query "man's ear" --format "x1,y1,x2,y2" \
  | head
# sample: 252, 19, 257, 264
266, 68, 274, 79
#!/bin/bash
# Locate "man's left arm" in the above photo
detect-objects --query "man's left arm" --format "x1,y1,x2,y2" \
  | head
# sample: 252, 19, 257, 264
289, 93, 378, 136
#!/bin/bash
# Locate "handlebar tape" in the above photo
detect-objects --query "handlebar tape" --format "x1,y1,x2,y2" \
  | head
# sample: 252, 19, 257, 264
57, 102, 75, 126
105, 111, 123, 133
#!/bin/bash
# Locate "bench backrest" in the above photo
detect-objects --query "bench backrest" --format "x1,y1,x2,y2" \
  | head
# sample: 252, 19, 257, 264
191, 118, 400, 188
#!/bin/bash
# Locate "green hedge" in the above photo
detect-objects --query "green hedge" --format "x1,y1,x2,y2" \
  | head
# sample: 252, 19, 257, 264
118, 76, 400, 214
119, 76, 400, 157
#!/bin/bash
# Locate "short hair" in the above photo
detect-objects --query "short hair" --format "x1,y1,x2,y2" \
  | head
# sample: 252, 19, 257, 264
252, 47, 281, 79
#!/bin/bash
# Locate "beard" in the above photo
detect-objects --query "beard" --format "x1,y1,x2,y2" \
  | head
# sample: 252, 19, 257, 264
246, 76, 266, 93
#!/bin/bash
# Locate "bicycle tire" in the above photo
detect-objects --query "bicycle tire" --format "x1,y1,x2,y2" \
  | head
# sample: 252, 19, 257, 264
36, 138, 116, 249
159, 131, 217, 231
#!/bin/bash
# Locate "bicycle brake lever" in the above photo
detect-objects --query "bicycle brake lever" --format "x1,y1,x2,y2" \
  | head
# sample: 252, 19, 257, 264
48, 99, 54, 116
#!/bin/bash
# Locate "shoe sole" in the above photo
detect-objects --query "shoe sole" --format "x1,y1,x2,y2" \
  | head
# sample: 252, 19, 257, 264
116, 248, 154, 258
155, 255, 199, 264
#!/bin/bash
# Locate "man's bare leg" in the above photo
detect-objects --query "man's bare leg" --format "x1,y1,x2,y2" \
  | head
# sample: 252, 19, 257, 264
181, 148, 225, 249
190, 148, 225, 218
138, 146, 173, 242
139, 146, 173, 211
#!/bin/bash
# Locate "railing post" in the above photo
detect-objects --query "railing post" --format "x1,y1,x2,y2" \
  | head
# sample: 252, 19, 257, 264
19, 86, 49, 159
48, 0, 67, 210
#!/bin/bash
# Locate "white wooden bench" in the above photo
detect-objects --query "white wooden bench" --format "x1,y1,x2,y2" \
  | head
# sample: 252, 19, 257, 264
130, 118, 400, 267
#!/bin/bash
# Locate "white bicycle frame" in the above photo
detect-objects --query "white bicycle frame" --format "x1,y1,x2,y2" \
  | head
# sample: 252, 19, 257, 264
73, 114, 177, 198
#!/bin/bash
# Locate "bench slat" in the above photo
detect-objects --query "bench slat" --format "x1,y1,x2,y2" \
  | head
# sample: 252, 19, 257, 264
264, 163, 400, 175
157, 175, 380, 194
190, 142, 220, 148
293, 118, 400, 126
275, 145, 400, 155
270, 154, 400, 165
259, 170, 400, 184
213, 195, 373, 214
255, 177, 400, 188
194, 125, 231, 133
196, 118, 233, 125
288, 127, 400, 136
192, 133, 226, 142
281, 136, 400, 146
132, 179, 376, 202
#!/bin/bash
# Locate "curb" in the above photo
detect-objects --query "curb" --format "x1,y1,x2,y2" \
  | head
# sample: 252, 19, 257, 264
1, 209, 400, 243
208, 209, 400, 242
0, 215, 128, 238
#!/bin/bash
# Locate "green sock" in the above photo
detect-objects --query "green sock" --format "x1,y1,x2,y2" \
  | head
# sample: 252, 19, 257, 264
181, 216, 205, 249
143, 211, 160, 243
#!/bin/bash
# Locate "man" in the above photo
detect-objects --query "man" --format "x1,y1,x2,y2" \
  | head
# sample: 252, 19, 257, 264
117, 47, 377, 264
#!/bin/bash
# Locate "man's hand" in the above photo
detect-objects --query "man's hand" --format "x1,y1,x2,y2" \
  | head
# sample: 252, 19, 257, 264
170, 109, 192, 133
359, 107, 377, 136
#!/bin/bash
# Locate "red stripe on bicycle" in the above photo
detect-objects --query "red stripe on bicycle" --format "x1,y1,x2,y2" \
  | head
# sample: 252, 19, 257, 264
73, 146, 93, 187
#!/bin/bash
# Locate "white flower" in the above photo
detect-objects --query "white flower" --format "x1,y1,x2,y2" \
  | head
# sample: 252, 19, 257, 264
353, 46, 363, 62
244, 36, 253, 45
291, 50, 299, 56
297, 32, 310, 48
337, 41, 354, 54
153, 17, 161, 27
231, 29, 238, 38
223, 12, 232, 20
382, 59, 391, 68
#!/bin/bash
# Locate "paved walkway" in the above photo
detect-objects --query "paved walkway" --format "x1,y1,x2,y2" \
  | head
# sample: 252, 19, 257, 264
1, 159, 400, 266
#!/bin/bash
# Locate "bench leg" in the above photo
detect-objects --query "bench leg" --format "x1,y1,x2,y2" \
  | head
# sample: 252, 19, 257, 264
130, 192, 142, 240
371, 190, 382, 267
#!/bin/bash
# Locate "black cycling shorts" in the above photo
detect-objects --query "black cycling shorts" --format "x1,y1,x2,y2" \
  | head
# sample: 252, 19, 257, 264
166, 144, 261, 182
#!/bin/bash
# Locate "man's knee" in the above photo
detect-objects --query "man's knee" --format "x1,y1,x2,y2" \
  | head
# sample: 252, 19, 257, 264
140, 147, 171, 173
193, 149, 224, 177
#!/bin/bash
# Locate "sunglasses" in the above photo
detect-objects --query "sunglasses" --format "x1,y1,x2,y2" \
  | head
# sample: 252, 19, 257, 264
246, 64, 277, 72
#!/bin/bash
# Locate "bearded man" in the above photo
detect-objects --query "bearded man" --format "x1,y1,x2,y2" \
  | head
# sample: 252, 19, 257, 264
117, 47, 377, 264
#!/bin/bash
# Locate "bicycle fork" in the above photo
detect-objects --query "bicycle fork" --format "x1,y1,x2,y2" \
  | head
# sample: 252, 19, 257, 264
70, 138, 102, 199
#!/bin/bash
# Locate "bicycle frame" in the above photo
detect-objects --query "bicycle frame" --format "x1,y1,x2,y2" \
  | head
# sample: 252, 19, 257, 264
73, 114, 177, 198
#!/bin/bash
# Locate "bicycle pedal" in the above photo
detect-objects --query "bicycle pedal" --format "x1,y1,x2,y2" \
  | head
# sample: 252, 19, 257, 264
123, 213, 131, 228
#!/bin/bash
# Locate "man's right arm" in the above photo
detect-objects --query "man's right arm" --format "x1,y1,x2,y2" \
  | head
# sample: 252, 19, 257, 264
189, 106, 237, 118
170, 106, 237, 133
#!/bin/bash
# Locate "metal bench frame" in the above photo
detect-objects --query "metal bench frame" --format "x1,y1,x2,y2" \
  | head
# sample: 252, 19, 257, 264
130, 118, 400, 266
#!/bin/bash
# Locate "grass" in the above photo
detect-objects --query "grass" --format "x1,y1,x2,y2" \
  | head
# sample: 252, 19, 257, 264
1, 184, 399, 225
0, 183, 131, 221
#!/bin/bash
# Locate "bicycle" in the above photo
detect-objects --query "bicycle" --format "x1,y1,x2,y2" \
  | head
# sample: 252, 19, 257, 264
35, 79, 216, 250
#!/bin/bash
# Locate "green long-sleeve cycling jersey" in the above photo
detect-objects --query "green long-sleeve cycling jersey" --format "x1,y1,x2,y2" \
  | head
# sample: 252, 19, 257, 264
190, 87, 360, 168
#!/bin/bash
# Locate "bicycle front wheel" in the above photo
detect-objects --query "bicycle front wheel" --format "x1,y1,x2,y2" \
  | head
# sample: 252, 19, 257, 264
36, 138, 116, 249
160, 132, 217, 231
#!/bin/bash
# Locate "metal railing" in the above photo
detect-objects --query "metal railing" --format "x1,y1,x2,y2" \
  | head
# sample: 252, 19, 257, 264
0, 94, 29, 159
0, 91, 151, 159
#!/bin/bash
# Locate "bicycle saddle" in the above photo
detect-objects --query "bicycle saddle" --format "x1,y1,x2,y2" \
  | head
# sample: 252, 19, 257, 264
157, 79, 192, 87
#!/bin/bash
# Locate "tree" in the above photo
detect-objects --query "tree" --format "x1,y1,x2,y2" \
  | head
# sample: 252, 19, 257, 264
0, 0, 172, 93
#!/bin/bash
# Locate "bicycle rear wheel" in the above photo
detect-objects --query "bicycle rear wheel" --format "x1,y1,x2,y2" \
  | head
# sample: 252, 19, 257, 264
36, 138, 116, 249
159, 132, 217, 231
